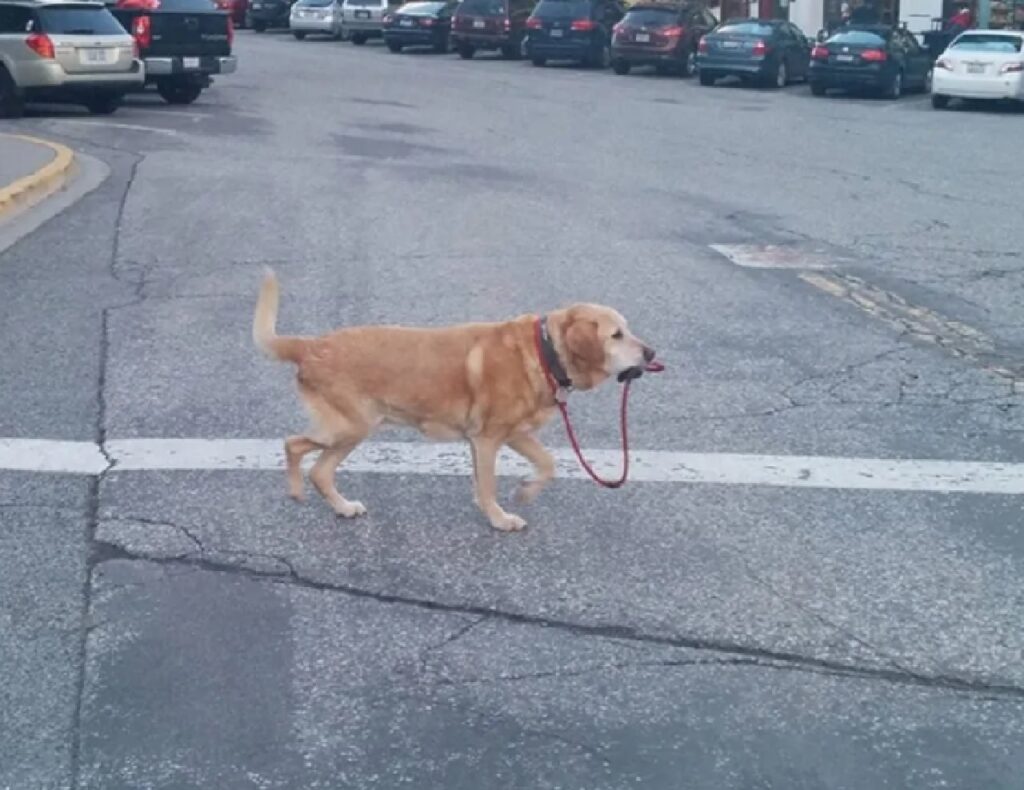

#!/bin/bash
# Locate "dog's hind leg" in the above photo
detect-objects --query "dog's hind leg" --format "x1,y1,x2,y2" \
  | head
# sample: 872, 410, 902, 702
309, 431, 369, 518
470, 435, 526, 532
507, 433, 555, 505
284, 435, 323, 501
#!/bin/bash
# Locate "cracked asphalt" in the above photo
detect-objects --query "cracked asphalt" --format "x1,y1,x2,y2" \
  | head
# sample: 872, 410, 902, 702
2, 30, 1024, 790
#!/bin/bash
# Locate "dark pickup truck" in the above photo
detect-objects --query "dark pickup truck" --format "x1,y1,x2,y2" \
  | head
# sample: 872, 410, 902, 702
108, 0, 237, 104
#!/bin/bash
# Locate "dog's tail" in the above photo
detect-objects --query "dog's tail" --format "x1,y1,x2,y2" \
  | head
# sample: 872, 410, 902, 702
253, 270, 306, 364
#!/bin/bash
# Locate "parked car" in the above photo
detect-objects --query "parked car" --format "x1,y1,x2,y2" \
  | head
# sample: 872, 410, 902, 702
931, 29, 1024, 109
382, 0, 457, 52
524, 0, 625, 67
213, 0, 247, 28
247, 0, 293, 30
610, 0, 716, 77
0, 0, 143, 117
697, 17, 810, 88
110, 0, 236, 105
341, 0, 397, 43
808, 24, 932, 98
290, 0, 341, 37
450, 0, 533, 59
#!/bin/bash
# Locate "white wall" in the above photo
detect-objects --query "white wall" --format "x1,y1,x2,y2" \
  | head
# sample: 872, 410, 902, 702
788, 0, 824, 36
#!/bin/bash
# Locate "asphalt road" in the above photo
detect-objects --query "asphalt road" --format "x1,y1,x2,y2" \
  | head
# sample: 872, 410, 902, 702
2, 30, 1023, 790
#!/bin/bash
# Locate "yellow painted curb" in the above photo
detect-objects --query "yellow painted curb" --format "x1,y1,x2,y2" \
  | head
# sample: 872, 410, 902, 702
0, 133, 76, 220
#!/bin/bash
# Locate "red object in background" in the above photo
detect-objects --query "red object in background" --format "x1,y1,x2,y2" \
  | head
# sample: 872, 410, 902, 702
212, 0, 250, 27
116, 0, 161, 9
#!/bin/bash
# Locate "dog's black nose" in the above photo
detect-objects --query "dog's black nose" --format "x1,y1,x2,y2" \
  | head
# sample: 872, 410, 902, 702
643, 346, 656, 363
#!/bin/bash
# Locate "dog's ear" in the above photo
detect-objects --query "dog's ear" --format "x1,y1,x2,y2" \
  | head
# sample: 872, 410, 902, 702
564, 315, 605, 373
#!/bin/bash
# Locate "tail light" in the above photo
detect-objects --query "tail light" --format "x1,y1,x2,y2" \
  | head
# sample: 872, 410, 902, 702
860, 48, 887, 62
1000, 62, 1023, 73
503, 17, 510, 32
227, 15, 234, 48
697, 35, 708, 54
525, 17, 542, 29
751, 39, 768, 56
612, 22, 628, 39
661, 25, 684, 37
420, 16, 435, 26
25, 32, 55, 59
116, 0, 161, 8
132, 15, 152, 50
383, 13, 394, 23
811, 44, 829, 60
570, 18, 598, 31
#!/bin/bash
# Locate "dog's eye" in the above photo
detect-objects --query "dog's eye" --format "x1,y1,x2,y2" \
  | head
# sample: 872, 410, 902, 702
611, 330, 624, 340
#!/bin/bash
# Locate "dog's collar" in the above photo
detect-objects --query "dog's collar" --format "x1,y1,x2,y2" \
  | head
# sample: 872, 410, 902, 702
536, 315, 573, 391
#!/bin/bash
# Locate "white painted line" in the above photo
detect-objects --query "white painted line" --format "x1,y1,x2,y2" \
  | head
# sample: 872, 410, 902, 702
710, 243, 836, 270
0, 438, 108, 475
51, 121, 179, 137
3, 436, 1022, 494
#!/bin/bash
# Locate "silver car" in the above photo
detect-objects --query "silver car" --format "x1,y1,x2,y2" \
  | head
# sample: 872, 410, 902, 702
341, 0, 399, 44
289, 0, 343, 39
0, 0, 143, 117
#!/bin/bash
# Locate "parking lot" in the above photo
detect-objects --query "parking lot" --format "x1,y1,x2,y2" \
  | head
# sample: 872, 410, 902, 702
2, 23, 1024, 790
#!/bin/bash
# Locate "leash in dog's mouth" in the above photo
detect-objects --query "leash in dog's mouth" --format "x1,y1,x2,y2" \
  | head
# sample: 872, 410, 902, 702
617, 360, 666, 382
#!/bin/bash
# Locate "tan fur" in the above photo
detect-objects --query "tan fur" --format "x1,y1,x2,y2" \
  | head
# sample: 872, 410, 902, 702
252, 270, 653, 531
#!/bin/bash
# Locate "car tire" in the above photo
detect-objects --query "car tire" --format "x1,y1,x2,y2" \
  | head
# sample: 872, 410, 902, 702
156, 77, 203, 105
0, 66, 23, 119
293, 31, 306, 39
931, 93, 949, 109
766, 59, 786, 88
612, 58, 630, 75
84, 93, 122, 115
593, 43, 611, 69
432, 33, 449, 53
884, 69, 903, 99
387, 41, 403, 52
683, 49, 697, 77
252, 19, 267, 32
458, 43, 475, 59
501, 43, 520, 59
922, 68, 933, 93
699, 70, 715, 86
810, 82, 826, 96
531, 56, 546, 67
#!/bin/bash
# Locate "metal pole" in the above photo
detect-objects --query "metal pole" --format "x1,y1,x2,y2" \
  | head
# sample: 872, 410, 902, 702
976, 0, 990, 27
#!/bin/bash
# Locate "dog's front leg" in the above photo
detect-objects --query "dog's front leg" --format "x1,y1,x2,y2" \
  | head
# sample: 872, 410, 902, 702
507, 433, 555, 505
469, 436, 526, 532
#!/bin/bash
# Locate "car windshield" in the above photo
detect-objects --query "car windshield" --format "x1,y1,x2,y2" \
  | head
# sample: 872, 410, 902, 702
716, 21, 774, 35
36, 6, 126, 34
346, 0, 383, 5
144, 0, 219, 9
458, 0, 505, 14
829, 29, 888, 46
534, 0, 590, 19
398, 1, 446, 11
950, 34, 1022, 53
623, 7, 678, 26
297, 0, 334, 6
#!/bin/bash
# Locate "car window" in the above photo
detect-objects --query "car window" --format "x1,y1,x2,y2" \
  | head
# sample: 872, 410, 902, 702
950, 34, 1022, 53
623, 7, 677, 26
35, 5, 126, 34
346, 0, 384, 6
138, 0, 219, 9
787, 23, 805, 42
828, 29, 887, 46
533, 0, 590, 19
703, 9, 716, 26
459, 0, 505, 13
398, 0, 445, 12
902, 31, 921, 54
716, 21, 774, 35
0, 5, 35, 33
297, 0, 333, 6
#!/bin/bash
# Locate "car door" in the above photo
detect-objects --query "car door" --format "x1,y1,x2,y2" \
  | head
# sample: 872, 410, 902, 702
786, 22, 810, 77
685, 6, 708, 53
598, 0, 623, 44
899, 29, 929, 87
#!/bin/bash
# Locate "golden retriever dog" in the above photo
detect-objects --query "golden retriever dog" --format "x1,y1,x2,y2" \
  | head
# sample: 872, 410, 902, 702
252, 271, 655, 531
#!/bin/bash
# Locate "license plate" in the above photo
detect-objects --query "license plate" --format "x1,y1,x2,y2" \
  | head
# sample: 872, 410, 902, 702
81, 48, 113, 65
400, 18, 413, 26
719, 40, 738, 48
836, 53, 854, 62
183, 56, 201, 69
550, 28, 563, 37
635, 32, 649, 42
355, 9, 369, 17
967, 63, 985, 73
473, 19, 485, 28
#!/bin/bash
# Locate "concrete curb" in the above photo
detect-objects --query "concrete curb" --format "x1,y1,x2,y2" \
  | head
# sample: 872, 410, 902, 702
0, 133, 76, 220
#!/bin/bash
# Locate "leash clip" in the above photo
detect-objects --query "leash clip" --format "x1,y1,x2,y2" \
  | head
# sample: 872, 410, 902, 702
554, 385, 571, 405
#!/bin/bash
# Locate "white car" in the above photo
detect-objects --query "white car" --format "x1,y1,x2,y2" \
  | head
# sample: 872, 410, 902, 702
931, 29, 1024, 109
289, 0, 344, 39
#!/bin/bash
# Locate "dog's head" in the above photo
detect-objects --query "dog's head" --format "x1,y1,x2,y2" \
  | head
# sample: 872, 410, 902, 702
550, 304, 655, 391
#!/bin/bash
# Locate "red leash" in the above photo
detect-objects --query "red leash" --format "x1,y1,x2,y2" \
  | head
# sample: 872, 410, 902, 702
533, 318, 663, 489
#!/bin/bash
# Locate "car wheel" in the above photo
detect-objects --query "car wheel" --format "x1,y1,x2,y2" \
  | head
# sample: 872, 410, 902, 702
433, 33, 449, 53
699, 70, 715, 86
683, 49, 697, 77
531, 56, 546, 67
922, 68, 933, 93
387, 41, 403, 52
156, 77, 203, 105
252, 19, 267, 32
458, 43, 475, 59
810, 82, 826, 96
501, 43, 520, 59
597, 43, 611, 69
767, 59, 786, 88
931, 93, 949, 109
0, 66, 23, 119
84, 93, 122, 115
293, 31, 306, 39
884, 69, 903, 99
612, 58, 630, 75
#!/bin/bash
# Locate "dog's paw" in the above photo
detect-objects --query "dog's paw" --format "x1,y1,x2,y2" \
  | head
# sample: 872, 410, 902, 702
514, 480, 544, 505
490, 512, 527, 532
289, 488, 306, 503
335, 500, 368, 519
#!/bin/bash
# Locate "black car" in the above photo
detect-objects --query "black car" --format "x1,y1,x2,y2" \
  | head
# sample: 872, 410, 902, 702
247, 0, 294, 30
383, 0, 458, 52
524, 0, 626, 68
809, 25, 932, 98
610, 1, 716, 77
696, 17, 810, 88
450, 0, 536, 59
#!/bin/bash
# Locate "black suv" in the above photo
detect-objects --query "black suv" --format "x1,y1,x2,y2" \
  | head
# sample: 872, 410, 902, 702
610, 1, 716, 77
524, 0, 625, 67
